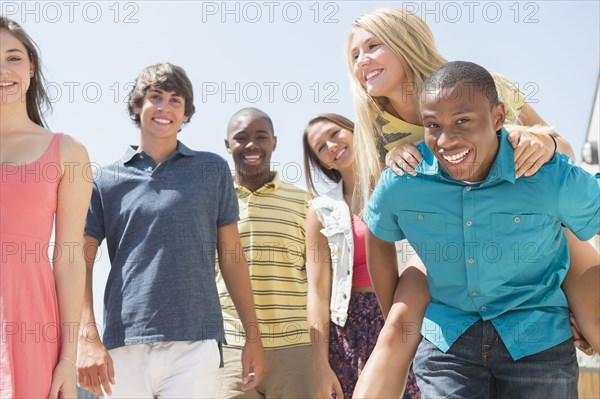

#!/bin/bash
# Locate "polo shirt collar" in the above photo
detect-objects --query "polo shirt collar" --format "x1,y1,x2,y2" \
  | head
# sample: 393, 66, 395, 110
234, 172, 281, 194
120, 146, 139, 164
414, 127, 516, 184
175, 141, 196, 157
120, 140, 195, 164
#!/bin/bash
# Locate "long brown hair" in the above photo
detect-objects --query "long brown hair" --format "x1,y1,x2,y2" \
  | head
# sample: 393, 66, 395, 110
302, 113, 355, 197
0, 17, 52, 127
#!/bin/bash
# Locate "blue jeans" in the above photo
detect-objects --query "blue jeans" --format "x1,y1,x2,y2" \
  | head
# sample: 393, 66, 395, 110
413, 320, 578, 398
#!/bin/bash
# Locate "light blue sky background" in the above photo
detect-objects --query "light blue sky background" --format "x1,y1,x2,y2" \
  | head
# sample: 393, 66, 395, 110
5, 1, 598, 327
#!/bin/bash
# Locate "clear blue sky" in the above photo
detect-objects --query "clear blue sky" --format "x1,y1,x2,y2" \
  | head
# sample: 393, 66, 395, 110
5, 0, 598, 326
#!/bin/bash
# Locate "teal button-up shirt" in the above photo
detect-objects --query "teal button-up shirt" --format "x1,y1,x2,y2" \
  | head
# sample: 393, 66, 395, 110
366, 128, 600, 360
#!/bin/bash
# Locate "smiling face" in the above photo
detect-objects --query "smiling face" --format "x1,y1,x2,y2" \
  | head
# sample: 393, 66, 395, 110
225, 111, 277, 186
0, 29, 32, 106
133, 88, 189, 139
421, 83, 505, 182
350, 27, 408, 99
306, 119, 354, 173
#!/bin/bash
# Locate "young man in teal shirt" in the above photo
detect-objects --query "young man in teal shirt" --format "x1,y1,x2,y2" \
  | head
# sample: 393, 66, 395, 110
366, 61, 599, 398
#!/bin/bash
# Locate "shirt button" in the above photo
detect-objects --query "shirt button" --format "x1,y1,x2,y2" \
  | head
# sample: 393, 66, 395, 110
343, 294, 347, 299
514, 217, 521, 223
466, 220, 473, 227
347, 270, 351, 275
471, 291, 479, 296
481, 306, 487, 312
468, 258, 475, 264
418, 214, 424, 220
465, 186, 472, 192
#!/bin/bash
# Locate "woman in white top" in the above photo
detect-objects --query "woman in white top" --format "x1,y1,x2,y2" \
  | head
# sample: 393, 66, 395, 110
303, 114, 421, 399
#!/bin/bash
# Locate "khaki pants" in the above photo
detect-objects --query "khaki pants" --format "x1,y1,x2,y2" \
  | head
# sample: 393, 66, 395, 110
218, 345, 314, 399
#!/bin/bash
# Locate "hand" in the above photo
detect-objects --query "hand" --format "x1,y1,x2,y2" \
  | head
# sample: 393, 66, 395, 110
48, 359, 77, 399
314, 365, 344, 399
385, 143, 422, 177
507, 127, 555, 178
77, 337, 115, 397
570, 313, 597, 356
241, 340, 266, 391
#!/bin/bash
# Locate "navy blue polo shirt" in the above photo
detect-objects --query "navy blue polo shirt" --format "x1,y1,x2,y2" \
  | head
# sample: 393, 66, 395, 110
367, 128, 600, 360
85, 141, 239, 351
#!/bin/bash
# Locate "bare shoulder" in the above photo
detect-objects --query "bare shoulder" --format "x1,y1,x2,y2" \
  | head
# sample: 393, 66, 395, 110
306, 205, 319, 220
306, 206, 324, 231
59, 133, 90, 164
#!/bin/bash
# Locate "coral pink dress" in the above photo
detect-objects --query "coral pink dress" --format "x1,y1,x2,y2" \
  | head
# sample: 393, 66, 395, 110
1, 134, 62, 398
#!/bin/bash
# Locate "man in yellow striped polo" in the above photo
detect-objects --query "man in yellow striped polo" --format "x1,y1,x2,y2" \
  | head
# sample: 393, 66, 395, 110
217, 108, 314, 398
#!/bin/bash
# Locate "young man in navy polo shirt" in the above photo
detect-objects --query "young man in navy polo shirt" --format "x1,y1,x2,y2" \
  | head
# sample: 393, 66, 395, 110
366, 61, 599, 398
77, 63, 265, 398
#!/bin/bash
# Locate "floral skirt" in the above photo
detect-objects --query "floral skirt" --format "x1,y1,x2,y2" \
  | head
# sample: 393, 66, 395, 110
329, 291, 421, 399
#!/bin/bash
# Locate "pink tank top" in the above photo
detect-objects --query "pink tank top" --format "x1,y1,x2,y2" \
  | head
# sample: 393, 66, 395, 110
1, 133, 62, 398
1, 134, 62, 242
351, 216, 372, 287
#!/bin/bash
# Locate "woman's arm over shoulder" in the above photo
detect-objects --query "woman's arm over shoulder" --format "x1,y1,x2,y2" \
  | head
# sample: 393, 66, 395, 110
493, 71, 575, 162
518, 103, 576, 160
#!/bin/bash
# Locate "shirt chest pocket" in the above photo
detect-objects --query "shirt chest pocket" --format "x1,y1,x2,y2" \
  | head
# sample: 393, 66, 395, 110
490, 213, 556, 264
397, 211, 448, 243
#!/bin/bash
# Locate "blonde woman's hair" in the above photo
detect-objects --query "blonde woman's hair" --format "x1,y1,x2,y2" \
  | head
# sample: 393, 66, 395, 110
346, 9, 528, 214
345, 8, 447, 213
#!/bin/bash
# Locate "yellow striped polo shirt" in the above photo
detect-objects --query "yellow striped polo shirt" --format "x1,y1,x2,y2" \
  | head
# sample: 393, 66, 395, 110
216, 172, 310, 349
376, 72, 526, 160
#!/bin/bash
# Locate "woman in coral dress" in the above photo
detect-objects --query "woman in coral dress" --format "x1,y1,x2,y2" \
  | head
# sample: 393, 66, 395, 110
0, 17, 92, 398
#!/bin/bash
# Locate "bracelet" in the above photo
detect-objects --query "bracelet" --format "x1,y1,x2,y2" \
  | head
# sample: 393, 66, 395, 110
550, 135, 558, 154
62, 357, 77, 368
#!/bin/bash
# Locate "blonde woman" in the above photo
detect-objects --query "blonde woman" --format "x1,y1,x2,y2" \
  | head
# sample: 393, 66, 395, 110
346, 8, 599, 398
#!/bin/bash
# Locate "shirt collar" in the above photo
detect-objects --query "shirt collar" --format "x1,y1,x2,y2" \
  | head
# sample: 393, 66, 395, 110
327, 179, 345, 200
235, 171, 281, 194
414, 128, 516, 184
120, 146, 139, 164
121, 141, 195, 164
175, 141, 196, 157
484, 128, 516, 184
